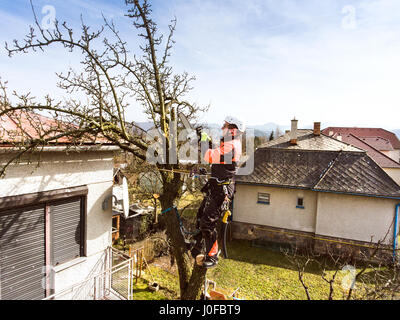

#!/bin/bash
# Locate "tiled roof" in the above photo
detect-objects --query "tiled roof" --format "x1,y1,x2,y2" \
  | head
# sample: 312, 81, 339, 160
358, 137, 393, 151
322, 127, 400, 149
258, 129, 363, 152
338, 134, 400, 169
236, 148, 400, 199
0, 110, 109, 146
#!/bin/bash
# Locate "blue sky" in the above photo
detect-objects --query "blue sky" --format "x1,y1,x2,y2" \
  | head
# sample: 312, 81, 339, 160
1, 0, 400, 129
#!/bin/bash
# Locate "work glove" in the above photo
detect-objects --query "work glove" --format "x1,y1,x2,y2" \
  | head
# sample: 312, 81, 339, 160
200, 132, 212, 142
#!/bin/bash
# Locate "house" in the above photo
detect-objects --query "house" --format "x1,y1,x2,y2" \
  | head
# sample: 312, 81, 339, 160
321, 132, 400, 185
0, 111, 127, 300
322, 127, 400, 163
233, 120, 400, 261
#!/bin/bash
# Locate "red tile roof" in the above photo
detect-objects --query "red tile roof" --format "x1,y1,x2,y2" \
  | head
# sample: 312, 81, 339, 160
0, 110, 109, 146
338, 134, 400, 169
322, 127, 400, 149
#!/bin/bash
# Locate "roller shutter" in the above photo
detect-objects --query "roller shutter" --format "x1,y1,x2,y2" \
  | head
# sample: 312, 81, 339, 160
0, 205, 46, 300
51, 197, 83, 266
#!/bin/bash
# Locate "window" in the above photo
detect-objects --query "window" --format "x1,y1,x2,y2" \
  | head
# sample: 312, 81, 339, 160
50, 197, 85, 266
296, 197, 304, 209
0, 186, 87, 299
257, 193, 270, 205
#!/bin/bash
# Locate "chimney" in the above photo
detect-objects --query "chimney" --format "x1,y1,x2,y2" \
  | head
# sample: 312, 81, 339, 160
290, 118, 298, 145
337, 134, 342, 141
313, 122, 321, 136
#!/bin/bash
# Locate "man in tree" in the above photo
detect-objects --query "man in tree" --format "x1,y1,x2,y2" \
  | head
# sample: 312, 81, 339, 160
191, 116, 245, 268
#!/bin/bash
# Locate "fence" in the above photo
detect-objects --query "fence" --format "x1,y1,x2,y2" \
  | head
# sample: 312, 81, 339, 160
43, 247, 134, 300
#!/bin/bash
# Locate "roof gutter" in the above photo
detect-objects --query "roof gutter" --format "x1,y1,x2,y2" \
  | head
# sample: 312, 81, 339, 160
236, 181, 400, 200
0, 145, 121, 153
312, 188, 400, 200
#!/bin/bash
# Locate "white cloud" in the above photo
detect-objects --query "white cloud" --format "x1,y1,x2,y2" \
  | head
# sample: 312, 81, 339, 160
1, 0, 400, 129
164, 0, 400, 129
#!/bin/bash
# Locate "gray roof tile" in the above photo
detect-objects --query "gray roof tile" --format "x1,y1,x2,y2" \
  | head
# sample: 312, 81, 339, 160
259, 130, 363, 152
236, 148, 400, 199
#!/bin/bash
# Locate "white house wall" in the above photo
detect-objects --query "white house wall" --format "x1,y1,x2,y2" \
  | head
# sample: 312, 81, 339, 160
382, 150, 400, 163
383, 168, 400, 186
234, 184, 399, 246
234, 184, 317, 233
315, 192, 397, 245
0, 151, 114, 196
0, 150, 115, 295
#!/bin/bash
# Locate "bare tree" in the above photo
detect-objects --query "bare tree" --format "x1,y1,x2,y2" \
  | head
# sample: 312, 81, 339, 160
1, 0, 209, 299
284, 239, 400, 300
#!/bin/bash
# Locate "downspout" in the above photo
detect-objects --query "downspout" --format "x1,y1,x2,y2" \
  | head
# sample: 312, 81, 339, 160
393, 203, 400, 263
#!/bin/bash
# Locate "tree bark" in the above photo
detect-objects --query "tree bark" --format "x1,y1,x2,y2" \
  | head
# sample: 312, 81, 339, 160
158, 171, 207, 299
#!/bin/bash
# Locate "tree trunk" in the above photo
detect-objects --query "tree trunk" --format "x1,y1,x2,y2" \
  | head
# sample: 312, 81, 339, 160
159, 171, 207, 300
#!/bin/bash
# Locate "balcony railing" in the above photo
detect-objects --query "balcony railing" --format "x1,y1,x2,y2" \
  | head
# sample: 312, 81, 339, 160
43, 247, 134, 300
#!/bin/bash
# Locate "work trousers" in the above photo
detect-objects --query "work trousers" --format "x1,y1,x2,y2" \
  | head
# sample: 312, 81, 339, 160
194, 179, 235, 257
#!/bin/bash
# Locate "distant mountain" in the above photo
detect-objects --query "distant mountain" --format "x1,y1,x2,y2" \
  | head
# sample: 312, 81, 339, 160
135, 122, 154, 131
134, 121, 400, 140
133, 121, 289, 137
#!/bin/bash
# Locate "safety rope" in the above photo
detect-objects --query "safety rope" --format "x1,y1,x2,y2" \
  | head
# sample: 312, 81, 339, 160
157, 168, 210, 176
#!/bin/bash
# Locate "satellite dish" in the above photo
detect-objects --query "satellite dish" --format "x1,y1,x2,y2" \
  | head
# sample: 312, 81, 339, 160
108, 176, 130, 219
121, 177, 129, 219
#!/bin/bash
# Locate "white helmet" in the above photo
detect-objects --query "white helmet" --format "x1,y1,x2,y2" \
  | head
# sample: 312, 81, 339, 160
224, 116, 245, 132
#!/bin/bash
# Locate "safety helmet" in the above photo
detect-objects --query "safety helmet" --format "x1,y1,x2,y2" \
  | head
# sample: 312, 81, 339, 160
224, 116, 245, 132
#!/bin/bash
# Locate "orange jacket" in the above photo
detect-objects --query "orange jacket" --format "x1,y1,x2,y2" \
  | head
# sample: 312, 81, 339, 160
203, 129, 242, 180
204, 138, 242, 164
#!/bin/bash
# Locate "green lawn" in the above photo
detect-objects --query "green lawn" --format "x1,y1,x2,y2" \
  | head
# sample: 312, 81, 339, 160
135, 239, 385, 300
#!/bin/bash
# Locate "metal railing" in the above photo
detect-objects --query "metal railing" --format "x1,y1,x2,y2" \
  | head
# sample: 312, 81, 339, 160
43, 247, 134, 300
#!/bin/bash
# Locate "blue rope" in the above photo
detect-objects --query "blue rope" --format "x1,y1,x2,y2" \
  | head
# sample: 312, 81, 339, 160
160, 205, 200, 236
161, 206, 176, 214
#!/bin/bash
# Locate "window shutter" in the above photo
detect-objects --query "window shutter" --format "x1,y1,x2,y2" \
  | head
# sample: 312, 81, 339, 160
0, 205, 46, 300
50, 197, 83, 266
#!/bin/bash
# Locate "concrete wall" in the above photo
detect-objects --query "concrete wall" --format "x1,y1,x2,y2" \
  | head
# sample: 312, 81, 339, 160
383, 167, 400, 186
0, 150, 115, 294
234, 184, 318, 233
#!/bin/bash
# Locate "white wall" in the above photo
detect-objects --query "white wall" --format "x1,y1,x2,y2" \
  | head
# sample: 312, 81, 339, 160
234, 184, 400, 245
0, 150, 115, 294
383, 167, 400, 186
234, 184, 318, 233
382, 150, 400, 163
315, 192, 398, 245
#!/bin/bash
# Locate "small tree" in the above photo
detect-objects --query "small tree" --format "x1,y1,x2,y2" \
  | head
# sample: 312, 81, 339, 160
283, 236, 400, 300
1, 0, 209, 299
